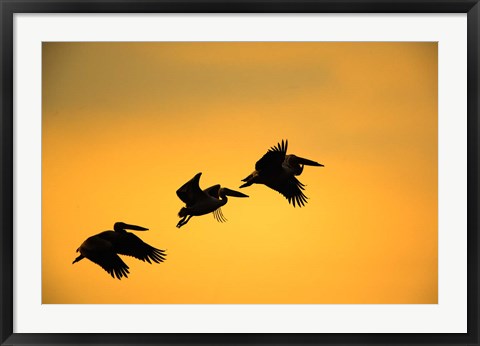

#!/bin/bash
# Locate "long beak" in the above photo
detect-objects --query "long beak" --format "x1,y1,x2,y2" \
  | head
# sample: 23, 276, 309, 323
72, 254, 84, 264
123, 223, 149, 231
223, 188, 249, 198
296, 156, 324, 167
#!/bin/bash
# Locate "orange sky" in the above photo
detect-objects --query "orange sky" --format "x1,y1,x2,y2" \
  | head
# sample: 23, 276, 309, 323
42, 42, 437, 304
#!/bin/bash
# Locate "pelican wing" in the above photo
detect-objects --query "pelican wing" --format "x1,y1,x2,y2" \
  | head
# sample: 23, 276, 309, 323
88, 251, 130, 279
268, 139, 288, 154
176, 172, 205, 206
79, 237, 130, 279
255, 140, 288, 171
116, 233, 166, 264
204, 184, 221, 198
265, 176, 309, 207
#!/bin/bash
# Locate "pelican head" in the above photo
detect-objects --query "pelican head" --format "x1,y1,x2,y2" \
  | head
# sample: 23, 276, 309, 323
290, 155, 324, 167
113, 222, 148, 232
219, 188, 249, 199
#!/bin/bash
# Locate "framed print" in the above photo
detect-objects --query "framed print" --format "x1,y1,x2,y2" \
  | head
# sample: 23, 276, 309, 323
1, 1, 479, 345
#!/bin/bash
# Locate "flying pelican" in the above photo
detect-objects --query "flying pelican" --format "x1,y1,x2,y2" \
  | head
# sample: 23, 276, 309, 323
176, 172, 249, 228
240, 139, 323, 207
72, 222, 166, 279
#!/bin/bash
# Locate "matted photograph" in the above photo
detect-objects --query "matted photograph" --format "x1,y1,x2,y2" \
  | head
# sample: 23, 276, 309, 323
42, 42, 438, 304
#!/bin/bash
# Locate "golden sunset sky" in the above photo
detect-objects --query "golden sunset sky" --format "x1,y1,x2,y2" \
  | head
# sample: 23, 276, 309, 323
42, 42, 437, 304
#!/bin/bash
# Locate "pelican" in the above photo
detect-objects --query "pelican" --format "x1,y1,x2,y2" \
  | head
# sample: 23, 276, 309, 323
176, 172, 249, 228
72, 222, 166, 279
240, 139, 323, 207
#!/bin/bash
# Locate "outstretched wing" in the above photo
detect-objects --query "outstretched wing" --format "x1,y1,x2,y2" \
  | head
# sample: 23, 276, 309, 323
176, 172, 205, 206
79, 236, 130, 280
268, 138, 288, 154
265, 176, 309, 207
90, 252, 130, 280
116, 233, 167, 264
255, 139, 288, 171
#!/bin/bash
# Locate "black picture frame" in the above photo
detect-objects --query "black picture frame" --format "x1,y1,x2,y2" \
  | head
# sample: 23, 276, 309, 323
1, 1, 479, 345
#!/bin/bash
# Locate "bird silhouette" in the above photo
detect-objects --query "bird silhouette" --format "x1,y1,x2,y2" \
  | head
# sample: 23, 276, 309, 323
240, 139, 323, 207
176, 172, 249, 228
72, 222, 166, 279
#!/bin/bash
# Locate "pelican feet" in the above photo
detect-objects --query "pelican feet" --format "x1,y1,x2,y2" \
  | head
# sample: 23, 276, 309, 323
176, 215, 192, 228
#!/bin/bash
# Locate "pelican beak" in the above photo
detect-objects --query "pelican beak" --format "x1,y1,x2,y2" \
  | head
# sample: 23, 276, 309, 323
223, 188, 249, 198
72, 254, 83, 264
296, 156, 324, 167
123, 223, 149, 231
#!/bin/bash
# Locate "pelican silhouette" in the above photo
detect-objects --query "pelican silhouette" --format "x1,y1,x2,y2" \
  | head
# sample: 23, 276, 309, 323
72, 222, 166, 279
176, 172, 249, 228
240, 139, 323, 207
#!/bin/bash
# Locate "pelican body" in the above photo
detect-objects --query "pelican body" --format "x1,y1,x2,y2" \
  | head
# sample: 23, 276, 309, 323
176, 172, 249, 228
240, 139, 323, 207
72, 222, 166, 279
